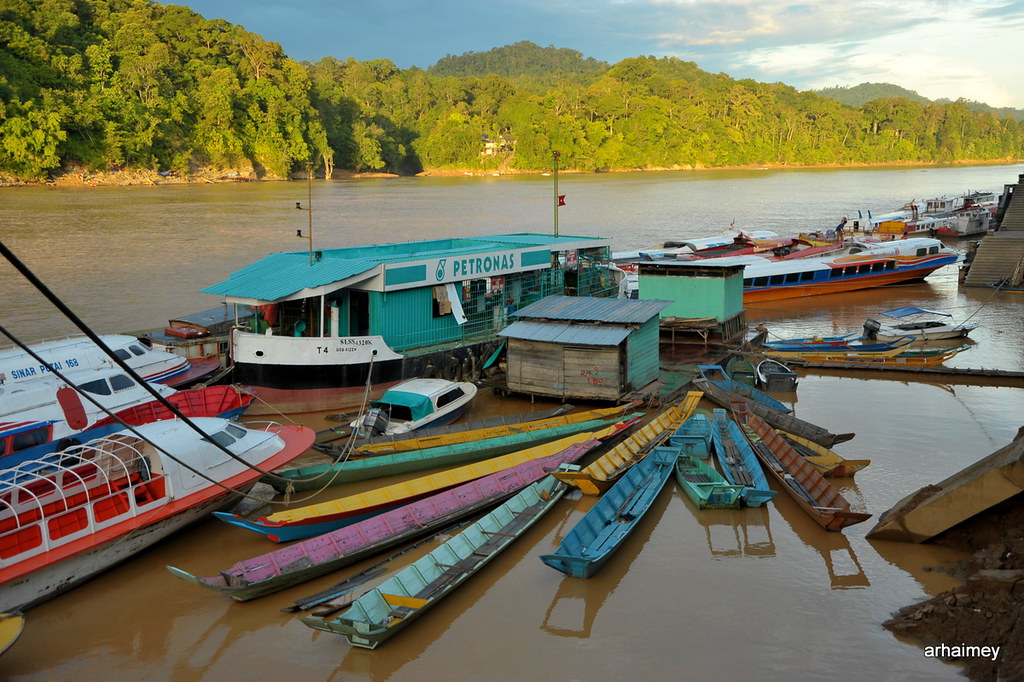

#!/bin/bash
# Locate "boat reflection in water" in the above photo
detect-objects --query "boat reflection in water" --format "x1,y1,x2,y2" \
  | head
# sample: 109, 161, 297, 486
692, 504, 775, 559
772, 479, 870, 590
539, 485, 670, 638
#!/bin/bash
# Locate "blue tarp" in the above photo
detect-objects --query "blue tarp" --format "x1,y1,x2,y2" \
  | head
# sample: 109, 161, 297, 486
880, 306, 951, 319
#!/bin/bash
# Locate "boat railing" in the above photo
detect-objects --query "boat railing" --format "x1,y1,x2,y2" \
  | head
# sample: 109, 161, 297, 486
0, 447, 157, 560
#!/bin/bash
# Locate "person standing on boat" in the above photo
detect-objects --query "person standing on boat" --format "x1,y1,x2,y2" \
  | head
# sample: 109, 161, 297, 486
835, 217, 848, 242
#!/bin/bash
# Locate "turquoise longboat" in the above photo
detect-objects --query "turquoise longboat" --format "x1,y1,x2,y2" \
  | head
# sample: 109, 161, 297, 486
674, 448, 744, 509
710, 408, 777, 507
668, 412, 713, 459
539, 448, 676, 578
262, 414, 636, 492
300, 472, 570, 649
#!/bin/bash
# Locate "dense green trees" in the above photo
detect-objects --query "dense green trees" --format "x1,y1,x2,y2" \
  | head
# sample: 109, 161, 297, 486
0, 0, 328, 179
0, 2, 1021, 181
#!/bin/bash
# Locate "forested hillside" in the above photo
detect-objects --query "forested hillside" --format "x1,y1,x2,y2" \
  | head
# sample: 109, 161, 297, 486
817, 83, 1024, 122
1, 0, 1021, 181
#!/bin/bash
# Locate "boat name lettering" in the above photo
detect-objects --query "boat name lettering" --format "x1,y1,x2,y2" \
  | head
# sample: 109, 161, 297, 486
335, 339, 374, 346
451, 252, 517, 278
10, 357, 80, 379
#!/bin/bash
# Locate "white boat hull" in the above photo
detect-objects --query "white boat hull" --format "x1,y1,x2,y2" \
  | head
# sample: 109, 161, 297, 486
0, 491, 243, 612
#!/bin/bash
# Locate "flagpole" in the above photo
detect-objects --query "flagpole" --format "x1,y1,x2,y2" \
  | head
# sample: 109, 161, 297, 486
552, 151, 560, 237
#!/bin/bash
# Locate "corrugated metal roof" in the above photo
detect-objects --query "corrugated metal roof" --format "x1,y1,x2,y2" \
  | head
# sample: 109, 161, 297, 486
498, 320, 632, 346
512, 295, 670, 323
200, 252, 377, 301
201, 233, 611, 303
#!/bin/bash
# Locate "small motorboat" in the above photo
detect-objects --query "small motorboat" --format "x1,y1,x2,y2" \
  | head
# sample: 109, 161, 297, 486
350, 378, 477, 437
863, 306, 979, 341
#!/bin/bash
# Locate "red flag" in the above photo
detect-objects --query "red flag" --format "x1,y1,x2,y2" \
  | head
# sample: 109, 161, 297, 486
557, 194, 566, 207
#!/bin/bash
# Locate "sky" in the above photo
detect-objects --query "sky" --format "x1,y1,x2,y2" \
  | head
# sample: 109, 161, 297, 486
170, 0, 1024, 109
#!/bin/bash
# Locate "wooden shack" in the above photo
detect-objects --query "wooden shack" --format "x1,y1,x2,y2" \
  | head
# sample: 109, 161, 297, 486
497, 295, 670, 401
636, 261, 747, 347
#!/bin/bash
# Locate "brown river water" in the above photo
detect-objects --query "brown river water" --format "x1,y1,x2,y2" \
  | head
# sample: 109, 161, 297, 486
2, 165, 1023, 680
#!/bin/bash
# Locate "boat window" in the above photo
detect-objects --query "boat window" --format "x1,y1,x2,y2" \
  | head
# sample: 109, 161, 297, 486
206, 430, 237, 448
769, 275, 784, 285
872, 262, 885, 272
129, 344, 147, 356
115, 349, 132, 361
858, 264, 872, 274
79, 378, 111, 395
226, 423, 248, 439
436, 387, 465, 408
12, 427, 50, 452
110, 374, 135, 391
929, 246, 939, 254
829, 269, 843, 279
886, 261, 896, 270
743, 279, 753, 287
753, 277, 769, 287
784, 273, 800, 283
845, 267, 857, 276
800, 271, 816, 281
916, 248, 927, 256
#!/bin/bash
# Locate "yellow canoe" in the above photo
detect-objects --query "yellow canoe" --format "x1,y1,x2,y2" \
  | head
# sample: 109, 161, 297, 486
552, 391, 703, 495
266, 424, 629, 525
351, 403, 638, 456
779, 432, 871, 478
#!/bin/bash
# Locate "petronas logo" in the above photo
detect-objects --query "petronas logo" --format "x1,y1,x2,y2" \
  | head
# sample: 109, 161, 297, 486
435, 259, 447, 281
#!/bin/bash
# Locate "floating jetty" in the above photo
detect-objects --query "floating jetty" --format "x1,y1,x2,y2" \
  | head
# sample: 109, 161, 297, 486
867, 431, 1024, 543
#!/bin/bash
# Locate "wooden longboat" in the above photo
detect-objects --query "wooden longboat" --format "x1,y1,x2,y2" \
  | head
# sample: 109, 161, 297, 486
729, 401, 870, 532
697, 365, 791, 412
674, 448, 743, 509
709, 409, 777, 507
668, 412, 713, 459
166, 441, 602, 601
214, 424, 629, 543
300, 474, 569, 649
725, 355, 757, 386
759, 338, 914, 363
317, 403, 628, 456
695, 376, 854, 448
551, 391, 701, 495
802, 343, 969, 368
540, 448, 676, 578
262, 414, 633, 493
779, 432, 871, 478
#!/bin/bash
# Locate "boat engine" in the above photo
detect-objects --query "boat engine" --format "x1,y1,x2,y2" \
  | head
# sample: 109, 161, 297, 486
357, 406, 390, 437
863, 318, 881, 339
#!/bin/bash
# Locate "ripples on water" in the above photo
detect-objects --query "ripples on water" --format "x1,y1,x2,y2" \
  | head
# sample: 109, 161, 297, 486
1, 165, 1022, 680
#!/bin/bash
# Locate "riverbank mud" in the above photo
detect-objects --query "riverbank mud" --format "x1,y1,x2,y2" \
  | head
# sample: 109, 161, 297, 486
883, 493, 1024, 681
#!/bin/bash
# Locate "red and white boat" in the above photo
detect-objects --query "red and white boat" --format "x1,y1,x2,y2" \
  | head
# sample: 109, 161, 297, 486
0, 367, 255, 470
0, 417, 314, 611
0, 334, 199, 387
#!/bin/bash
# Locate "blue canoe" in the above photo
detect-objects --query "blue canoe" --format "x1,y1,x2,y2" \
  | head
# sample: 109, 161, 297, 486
696, 365, 791, 413
539, 447, 676, 578
709, 408, 777, 507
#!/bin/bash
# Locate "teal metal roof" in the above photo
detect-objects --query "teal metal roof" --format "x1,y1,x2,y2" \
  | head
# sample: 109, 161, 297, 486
200, 252, 377, 301
202, 233, 609, 303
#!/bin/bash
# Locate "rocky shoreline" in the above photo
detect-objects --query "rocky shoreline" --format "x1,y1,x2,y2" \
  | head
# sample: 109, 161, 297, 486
883, 487, 1024, 681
